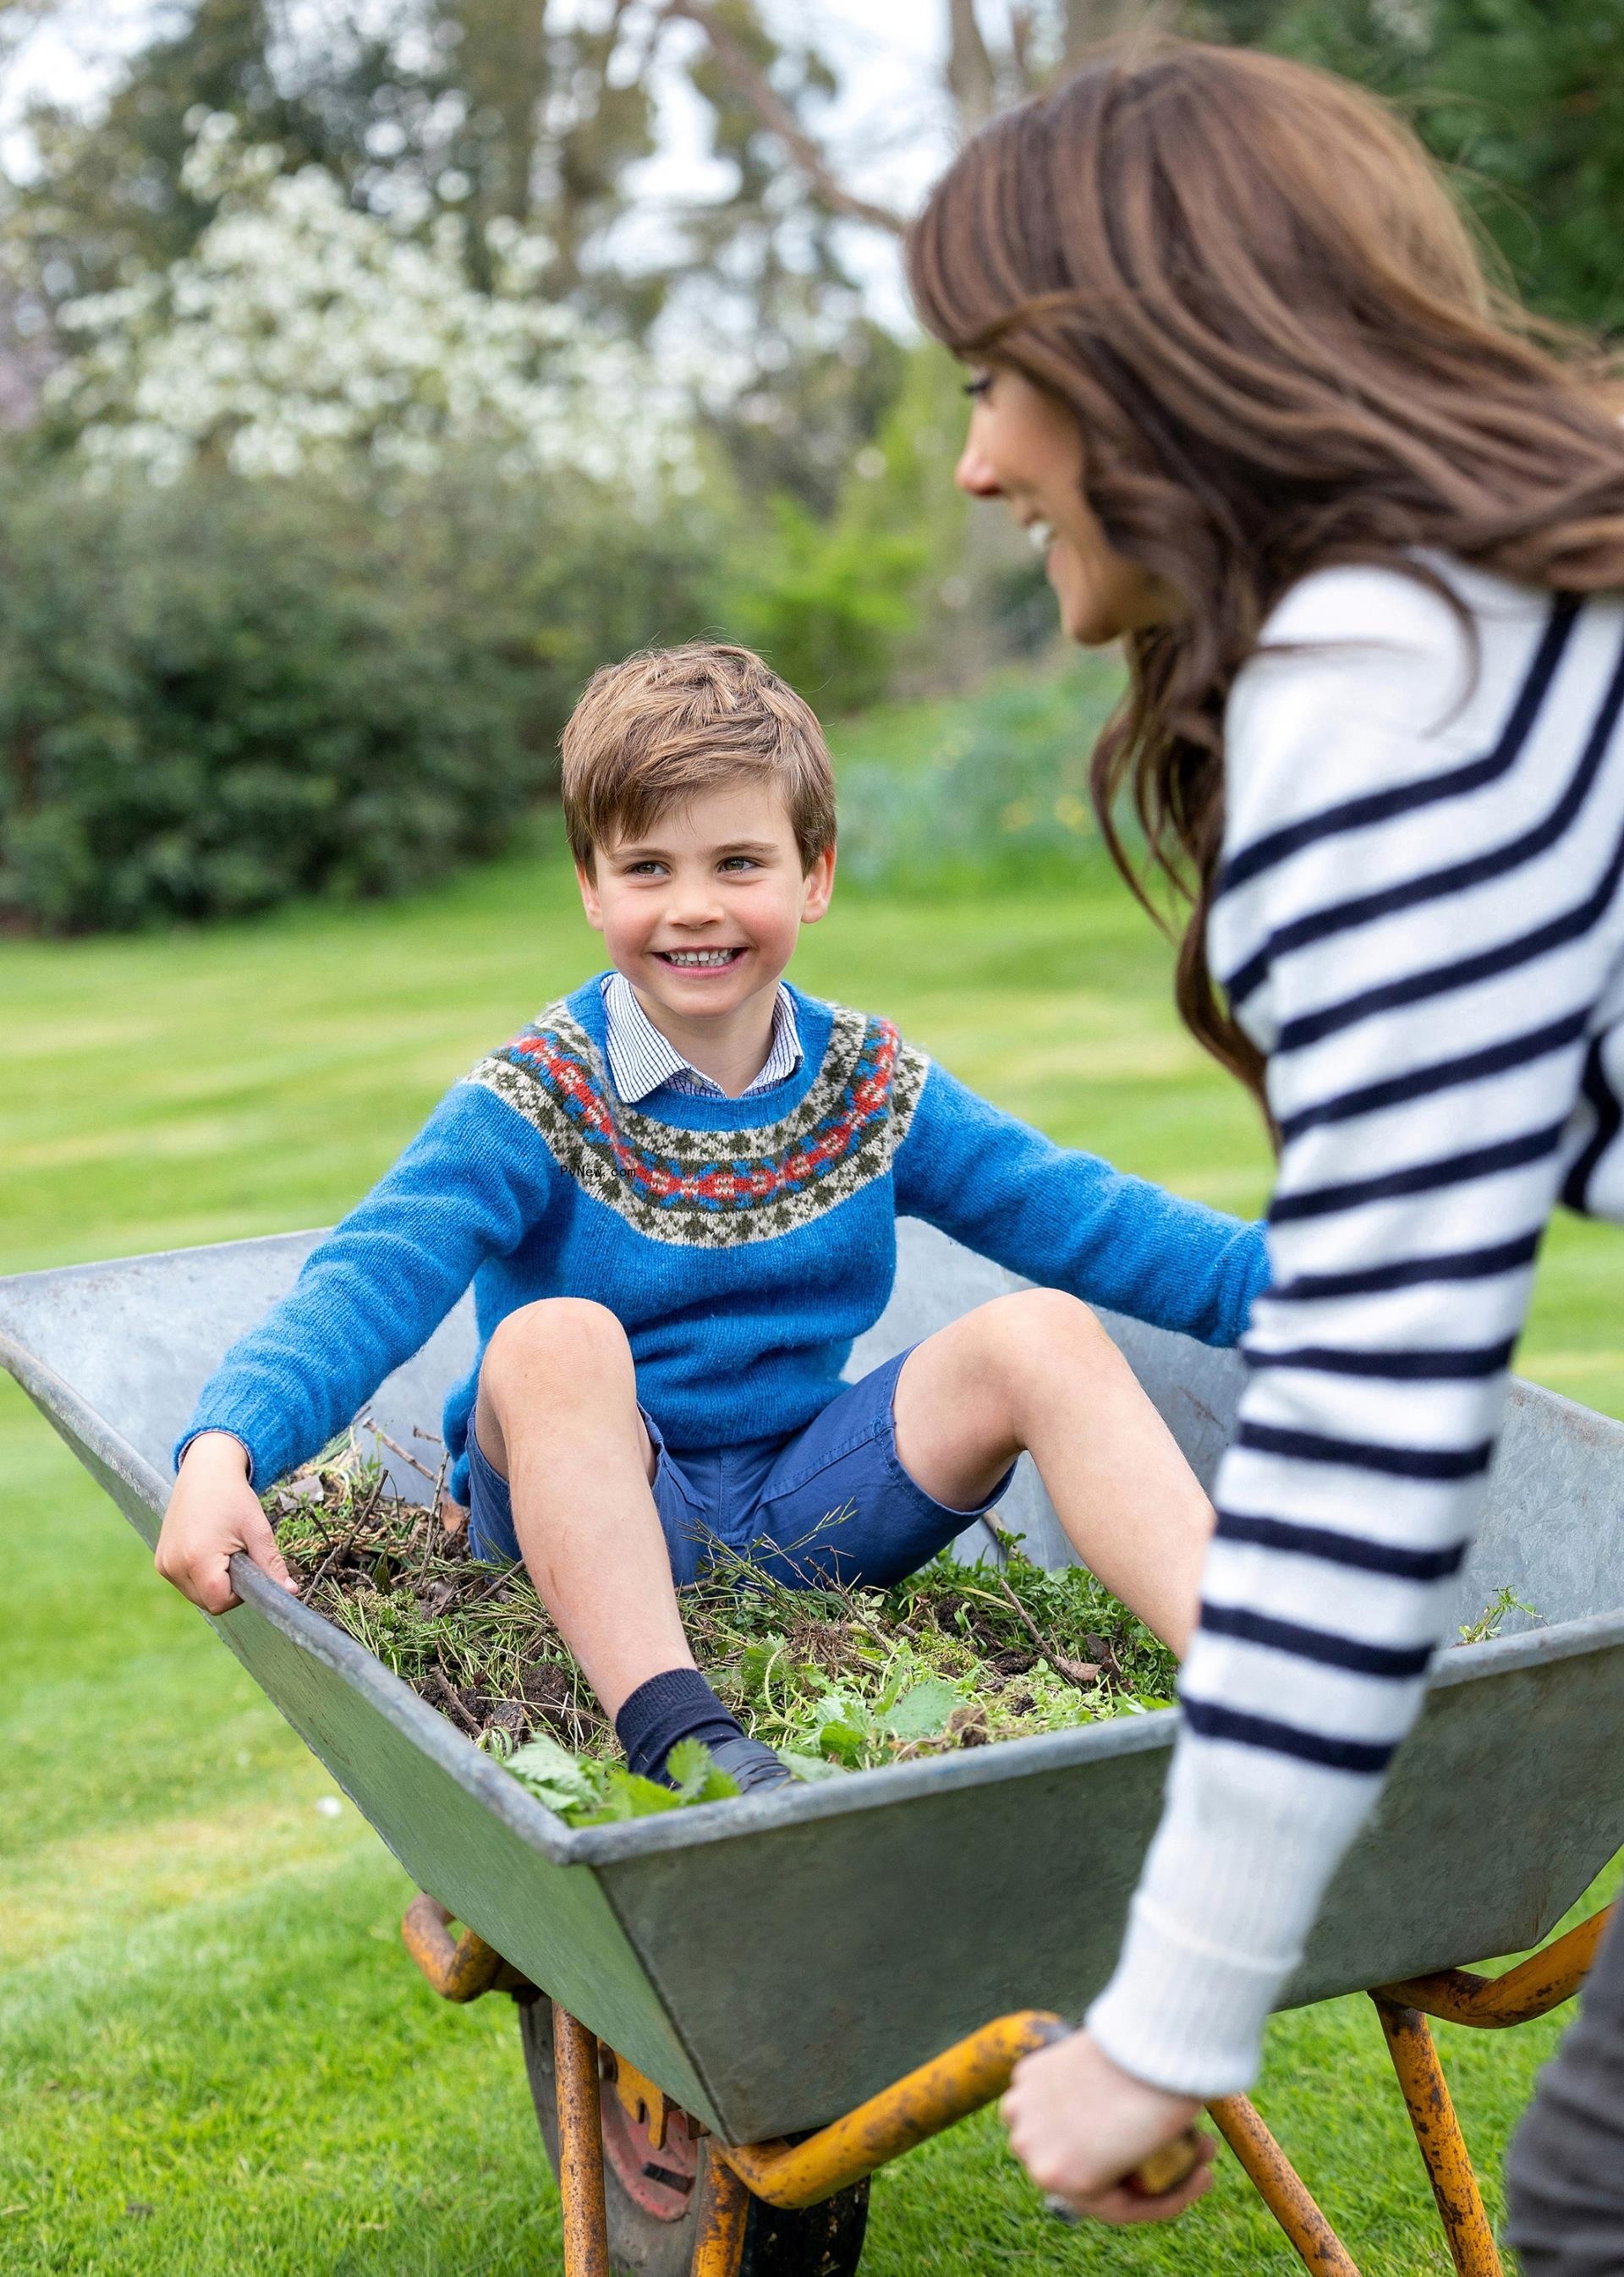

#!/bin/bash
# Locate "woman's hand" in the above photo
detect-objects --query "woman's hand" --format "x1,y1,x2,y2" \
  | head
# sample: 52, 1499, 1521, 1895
155, 1431, 298, 1614
1001, 2028, 1215, 2225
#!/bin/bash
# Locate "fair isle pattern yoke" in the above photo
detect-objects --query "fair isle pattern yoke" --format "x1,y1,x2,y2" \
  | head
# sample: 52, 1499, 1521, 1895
467, 997, 930, 1246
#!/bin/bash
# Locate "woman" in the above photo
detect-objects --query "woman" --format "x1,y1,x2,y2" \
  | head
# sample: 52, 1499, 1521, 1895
908, 40, 1624, 2258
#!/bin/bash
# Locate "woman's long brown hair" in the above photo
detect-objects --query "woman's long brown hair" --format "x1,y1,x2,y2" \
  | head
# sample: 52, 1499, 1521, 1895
908, 41, 1624, 1102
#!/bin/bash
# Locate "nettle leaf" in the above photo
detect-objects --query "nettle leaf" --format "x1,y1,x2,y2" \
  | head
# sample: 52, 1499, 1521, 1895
879, 1678, 962, 1740
578, 1767, 683, 1824
738, 1636, 785, 1701
778, 1750, 848, 1784
507, 1733, 597, 1814
665, 1738, 743, 1805
817, 1720, 869, 1764
814, 1689, 873, 1737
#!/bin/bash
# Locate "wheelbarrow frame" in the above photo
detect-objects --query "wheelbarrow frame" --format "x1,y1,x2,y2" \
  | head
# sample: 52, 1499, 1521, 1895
403, 1892, 1611, 2277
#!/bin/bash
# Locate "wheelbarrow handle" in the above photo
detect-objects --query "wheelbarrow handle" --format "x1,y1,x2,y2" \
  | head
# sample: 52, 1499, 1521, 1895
400, 1894, 522, 2001
1023, 2016, 1206, 2200
719, 2010, 1206, 2213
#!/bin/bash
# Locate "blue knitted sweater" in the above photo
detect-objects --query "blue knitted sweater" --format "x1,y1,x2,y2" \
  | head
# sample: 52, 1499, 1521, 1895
181, 979, 1268, 1501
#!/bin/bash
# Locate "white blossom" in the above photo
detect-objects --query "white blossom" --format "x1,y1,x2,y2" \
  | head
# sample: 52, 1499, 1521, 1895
48, 114, 694, 495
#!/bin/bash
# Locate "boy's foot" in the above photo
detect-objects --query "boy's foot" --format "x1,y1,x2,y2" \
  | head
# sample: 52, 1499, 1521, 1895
617, 1666, 798, 1793
705, 1732, 796, 1792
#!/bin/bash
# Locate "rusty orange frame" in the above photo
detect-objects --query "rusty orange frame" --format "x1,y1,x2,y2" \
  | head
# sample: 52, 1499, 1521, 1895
400, 1891, 1612, 2277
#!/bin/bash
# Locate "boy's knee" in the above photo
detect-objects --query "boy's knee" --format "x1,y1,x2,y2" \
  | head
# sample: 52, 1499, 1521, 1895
974, 1288, 1105, 1378
482, 1298, 632, 1404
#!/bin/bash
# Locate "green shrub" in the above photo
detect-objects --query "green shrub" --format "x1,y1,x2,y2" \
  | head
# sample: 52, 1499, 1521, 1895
723, 491, 927, 717
835, 656, 1126, 889
0, 464, 722, 931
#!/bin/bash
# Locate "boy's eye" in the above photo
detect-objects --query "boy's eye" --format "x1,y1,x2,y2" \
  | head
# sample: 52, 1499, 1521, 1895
719, 856, 759, 873
624, 859, 666, 877
962, 370, 993, 400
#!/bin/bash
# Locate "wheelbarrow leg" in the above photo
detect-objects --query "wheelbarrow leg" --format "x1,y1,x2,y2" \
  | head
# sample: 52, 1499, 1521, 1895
1371, 1998, 1501, 2277
553, 2005, 611, 2277
1207, 2094, 1362, 2275
690, 2154, 751, 2277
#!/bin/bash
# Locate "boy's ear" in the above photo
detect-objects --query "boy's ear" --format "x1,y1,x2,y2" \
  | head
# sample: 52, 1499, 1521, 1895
576, 858, 605, 931
800, 842, 837, 925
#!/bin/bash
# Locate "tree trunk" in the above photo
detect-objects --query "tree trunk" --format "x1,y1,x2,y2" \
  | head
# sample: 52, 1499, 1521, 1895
1063, 0, 1177, 67
946, 0, 999, 134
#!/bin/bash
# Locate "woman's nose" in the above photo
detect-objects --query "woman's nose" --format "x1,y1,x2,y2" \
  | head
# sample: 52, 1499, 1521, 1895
954, 440, 1003, 497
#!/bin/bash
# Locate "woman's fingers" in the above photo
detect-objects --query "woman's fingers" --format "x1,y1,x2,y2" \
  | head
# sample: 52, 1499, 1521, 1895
1052, 2133, 1217, 2225
1001, 2027, 1207, 2227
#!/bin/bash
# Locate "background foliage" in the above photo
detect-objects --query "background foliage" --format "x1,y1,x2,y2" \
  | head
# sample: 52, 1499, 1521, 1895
0, 0, 1619, 935
0, 464, 723, 930
1210, 0, 1624, 333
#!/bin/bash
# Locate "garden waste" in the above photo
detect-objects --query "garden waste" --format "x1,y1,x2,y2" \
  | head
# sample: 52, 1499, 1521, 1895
268, 1433, 1180, 1824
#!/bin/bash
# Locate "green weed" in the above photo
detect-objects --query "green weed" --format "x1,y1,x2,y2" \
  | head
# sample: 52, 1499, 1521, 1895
268, 1436, 1180, 1798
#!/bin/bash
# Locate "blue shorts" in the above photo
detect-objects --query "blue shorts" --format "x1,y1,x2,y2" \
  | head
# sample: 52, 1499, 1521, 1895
464, 1345, 1013, 1590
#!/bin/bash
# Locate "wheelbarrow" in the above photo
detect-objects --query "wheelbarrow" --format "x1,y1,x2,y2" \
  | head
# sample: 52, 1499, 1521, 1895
5, 1218, 1623, 2276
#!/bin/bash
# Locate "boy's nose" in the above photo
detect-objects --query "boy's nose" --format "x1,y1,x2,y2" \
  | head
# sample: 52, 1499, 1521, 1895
669, 892, 724, 926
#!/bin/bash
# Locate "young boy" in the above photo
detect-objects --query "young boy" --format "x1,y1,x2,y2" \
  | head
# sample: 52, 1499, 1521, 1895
157, 642, 1267, 1794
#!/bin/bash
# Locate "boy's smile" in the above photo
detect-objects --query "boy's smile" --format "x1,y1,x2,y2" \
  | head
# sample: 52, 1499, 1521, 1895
577, 780, 835, 1097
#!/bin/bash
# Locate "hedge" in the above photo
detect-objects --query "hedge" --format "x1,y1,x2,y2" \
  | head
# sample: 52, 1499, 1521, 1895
0, 464, 723, 930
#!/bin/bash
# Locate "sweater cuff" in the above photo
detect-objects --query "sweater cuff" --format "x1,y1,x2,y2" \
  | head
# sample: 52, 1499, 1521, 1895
1082, 1725, 1385, 2096
1085, 1890, 1289, 2097
173, 1425, 257, 1486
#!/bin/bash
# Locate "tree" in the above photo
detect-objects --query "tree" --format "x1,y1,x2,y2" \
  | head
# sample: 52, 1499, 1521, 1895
1225, 0, 1624, 332
47, 115, 694, 491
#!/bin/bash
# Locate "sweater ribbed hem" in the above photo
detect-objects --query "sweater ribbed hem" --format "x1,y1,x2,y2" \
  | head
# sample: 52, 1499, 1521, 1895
1086, 1892, 1289, 2097
1084, 1728, 1382, 2095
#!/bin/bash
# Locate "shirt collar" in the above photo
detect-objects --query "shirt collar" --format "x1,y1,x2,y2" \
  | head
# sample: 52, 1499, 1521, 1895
601, 971, 803, 1104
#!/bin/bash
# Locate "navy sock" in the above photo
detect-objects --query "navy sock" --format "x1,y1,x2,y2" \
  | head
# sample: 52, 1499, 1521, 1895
614, 1667, 744, 1784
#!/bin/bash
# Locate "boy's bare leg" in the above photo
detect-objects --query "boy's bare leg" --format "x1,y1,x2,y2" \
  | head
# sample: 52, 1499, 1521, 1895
892, 1290, 1214, 1655
475, 1297, 694, 1717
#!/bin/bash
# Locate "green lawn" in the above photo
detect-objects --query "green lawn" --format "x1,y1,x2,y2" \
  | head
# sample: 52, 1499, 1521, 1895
5, 802, 1621, 2274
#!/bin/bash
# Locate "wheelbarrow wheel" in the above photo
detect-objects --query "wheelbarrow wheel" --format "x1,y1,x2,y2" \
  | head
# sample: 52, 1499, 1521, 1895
518, 1992, 870, 2277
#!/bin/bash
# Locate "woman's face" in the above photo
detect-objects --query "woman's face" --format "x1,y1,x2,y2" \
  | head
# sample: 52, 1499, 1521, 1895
954, 365, 1168, 646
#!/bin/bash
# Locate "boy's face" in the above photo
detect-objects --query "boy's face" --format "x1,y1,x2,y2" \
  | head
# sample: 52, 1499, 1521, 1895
578, 781, 835, 1026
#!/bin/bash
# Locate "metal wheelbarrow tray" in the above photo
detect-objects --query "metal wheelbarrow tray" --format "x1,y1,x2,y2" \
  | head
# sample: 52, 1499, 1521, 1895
6, 1219, 1623, 2276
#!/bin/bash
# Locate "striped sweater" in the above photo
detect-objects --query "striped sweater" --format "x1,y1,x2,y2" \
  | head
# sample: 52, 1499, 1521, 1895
1088, 555, 1624, 2096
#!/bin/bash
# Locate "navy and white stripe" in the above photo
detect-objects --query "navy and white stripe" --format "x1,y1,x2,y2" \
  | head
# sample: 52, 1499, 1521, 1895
601, 971, 802, 1103
1089, 556, 1624, 2097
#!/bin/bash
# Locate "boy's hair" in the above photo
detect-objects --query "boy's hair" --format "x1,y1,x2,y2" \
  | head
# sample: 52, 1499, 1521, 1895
561, 642, 837, 872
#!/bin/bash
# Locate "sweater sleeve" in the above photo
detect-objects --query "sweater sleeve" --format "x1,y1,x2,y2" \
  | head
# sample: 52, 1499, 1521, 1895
177, 1080, 555, 1489
1086, 565, 1608, 2095
892, 1061, 1269, 1347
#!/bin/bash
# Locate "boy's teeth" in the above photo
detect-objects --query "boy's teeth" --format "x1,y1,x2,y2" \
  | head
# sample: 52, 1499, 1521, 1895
662, 949, 738, 966
1028, 518, 1056, 554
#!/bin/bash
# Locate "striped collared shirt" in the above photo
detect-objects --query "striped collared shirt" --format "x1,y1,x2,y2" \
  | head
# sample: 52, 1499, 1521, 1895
601, 970, 803, 1103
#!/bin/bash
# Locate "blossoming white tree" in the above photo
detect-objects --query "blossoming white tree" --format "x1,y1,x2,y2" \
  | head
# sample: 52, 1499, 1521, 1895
47, 113, 695, 491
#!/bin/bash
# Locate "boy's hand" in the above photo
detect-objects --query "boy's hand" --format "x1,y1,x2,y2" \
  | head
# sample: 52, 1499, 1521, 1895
155, 1433, 299, 1614
1001, 2028, 1213, 2225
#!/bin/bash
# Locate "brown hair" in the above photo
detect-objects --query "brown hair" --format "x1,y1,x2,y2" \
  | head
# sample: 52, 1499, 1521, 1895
908, 40, 1624, 1099
561, 641, 837, 871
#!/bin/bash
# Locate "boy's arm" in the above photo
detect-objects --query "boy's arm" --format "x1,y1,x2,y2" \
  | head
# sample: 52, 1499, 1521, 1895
174, 1080, 553, 1498
892, 1062, 1268, 1347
